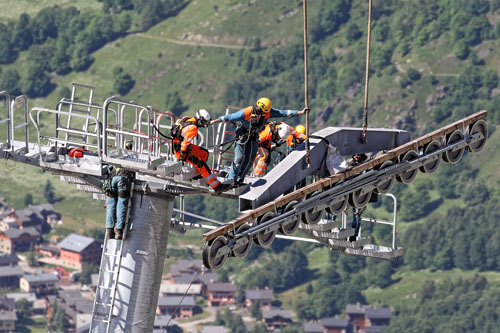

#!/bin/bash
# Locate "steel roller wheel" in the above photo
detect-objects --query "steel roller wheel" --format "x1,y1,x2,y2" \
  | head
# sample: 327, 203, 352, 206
396, 150, 418, 184
279, 201, 300, 235
325, 195, 348, 215
374, 160, 395, 194
443, 129, 465, 164
253, 212, 277, 248
202, 235, 228, 271
348, 187, 372, 209
419, 140, 442, 174
466, 120, 487, 153
301, 191, 324, 225
231, 224, 253, 258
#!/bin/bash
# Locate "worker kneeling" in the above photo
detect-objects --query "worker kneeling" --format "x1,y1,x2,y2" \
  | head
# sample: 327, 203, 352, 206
253, 122, 291, 177
172, 109, 231, 194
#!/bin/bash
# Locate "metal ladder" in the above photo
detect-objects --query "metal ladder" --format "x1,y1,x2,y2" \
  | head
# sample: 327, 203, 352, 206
90, 182, 135, 332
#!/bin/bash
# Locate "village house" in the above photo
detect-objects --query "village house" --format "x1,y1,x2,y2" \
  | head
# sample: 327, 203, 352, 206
0, 265, 24, 289
323, 318, 349, 333
262, 309, 294, 331
0, 310, 17, 333
153, 314, 176, 332
160, 282, 202, 297
36, 243, 60, 257
0, 204, 61, 233
156, 296, 195, 319
206, 282, 236, 307
245, 288, 274, 310
20, 273, 59, 295
56, 290, 94, 327
57, 234, 101, 269
303, 321, 323, 333
345, 303, 392, 332
0, 253, 18, 267
0, 227, 40, 254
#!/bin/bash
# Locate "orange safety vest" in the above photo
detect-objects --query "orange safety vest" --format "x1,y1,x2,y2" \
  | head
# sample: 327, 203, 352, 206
286, 126, 307, 148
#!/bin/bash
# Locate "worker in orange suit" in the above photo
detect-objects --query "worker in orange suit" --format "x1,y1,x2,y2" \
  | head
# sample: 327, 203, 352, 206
286, 124, 307, 154
252, 122, 291, 177
172, 109, 231, 194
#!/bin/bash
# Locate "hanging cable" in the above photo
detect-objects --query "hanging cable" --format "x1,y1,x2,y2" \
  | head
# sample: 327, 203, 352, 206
362, 0, 373, 144
303, 0, 311, 165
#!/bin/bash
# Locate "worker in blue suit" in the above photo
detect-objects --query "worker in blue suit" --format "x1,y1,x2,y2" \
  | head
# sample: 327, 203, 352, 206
105, 165, 133, 240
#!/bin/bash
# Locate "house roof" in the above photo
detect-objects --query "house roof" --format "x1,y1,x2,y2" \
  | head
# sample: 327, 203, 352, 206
22, 273, 59, 283
0, 310, 17, 321
154, 314, 173, 327
246, 288, 273, 300
262, 309, 293, 320
160, 283, 202, 295
170, 259, 203, 275
5, 292, 36, 303
323, 318, 349, 328
174, 272, 218, 285
0, 295, 15, 311
365, 307, 392, 320
2, 227, 40, 239
303, 321, 323, 333
345, 303, 369, 315
197, 326, 230, 333
207, 282, 236, 293
0, 253, 19, 266
0, 265, 24, 278
57, 233, 96, 253
157, 296, 195, 307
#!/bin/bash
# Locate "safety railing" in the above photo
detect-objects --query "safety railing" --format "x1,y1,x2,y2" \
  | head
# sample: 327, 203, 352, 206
0, 91, 12, 149
9, 95, 29, 153
29, 107, 102, 162
102, 97, 154, 162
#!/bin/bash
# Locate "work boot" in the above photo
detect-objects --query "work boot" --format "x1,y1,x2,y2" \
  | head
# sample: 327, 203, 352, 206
106, 228, 115, 239
214, 183, 232, 195
115, 229, 123, 240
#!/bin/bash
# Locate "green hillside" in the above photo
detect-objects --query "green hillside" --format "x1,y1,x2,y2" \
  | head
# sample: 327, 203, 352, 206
1, 0, 500, 331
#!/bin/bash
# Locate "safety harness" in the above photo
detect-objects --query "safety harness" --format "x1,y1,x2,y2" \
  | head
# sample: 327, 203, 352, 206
171, 116, 197, 152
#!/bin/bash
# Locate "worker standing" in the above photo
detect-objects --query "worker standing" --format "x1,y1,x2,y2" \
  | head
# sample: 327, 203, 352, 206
253, 122, 291, 177
210, 98, 307, 185
105, 166, 133, 240
172, 109, 231, 194
285, 124, 307, 154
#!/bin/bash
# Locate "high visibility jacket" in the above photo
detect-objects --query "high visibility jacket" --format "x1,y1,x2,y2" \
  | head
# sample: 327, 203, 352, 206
172, 117, 198, 152
218, 106, 300, 130
257, 122, 279, 149
286, 126, 307, 149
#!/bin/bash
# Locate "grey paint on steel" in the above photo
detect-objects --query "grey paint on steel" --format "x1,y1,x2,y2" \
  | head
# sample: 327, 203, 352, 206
238, 127, 410, 211
91, 191, 174, 333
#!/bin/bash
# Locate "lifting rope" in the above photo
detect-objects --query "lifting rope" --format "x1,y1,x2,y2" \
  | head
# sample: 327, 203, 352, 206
303, 0, 311, 166
362, 0, 373, 144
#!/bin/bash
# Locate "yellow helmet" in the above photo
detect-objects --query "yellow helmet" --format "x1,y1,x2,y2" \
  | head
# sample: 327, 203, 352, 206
296, 125, 306, 134
256, 97, 272, 113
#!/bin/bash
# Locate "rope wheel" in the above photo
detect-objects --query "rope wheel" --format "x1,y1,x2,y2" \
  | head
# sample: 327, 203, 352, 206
443, 129, 465, 163
278, 200, 300, 235
253, 212, 277, 248
374, 160, 395, 194
466, 119, 488, 152
325, 195, 348, 215
349, 188, 372, 209
396, 150, 419, 184
301, 191, 324, 224
231, 224, 253, 258
202, 235, 228, 270
420, 140, 442, 173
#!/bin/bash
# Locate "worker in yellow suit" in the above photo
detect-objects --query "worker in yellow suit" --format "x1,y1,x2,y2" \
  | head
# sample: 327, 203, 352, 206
172, 109, 231, 194
252, 122, 291, 177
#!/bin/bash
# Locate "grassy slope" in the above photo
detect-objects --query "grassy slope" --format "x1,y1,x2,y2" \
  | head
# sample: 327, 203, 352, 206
0, 0, 499, 320
0, 0, 100, 23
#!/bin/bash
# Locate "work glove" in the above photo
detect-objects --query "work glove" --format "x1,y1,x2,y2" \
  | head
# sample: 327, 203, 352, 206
180, 150, 188, 161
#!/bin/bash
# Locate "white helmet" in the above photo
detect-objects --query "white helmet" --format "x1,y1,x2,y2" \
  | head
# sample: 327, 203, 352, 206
277, 123, 291, 140
195, 109, 211, 127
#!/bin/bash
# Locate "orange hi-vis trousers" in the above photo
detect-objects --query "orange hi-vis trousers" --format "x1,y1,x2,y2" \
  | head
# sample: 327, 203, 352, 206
253, 146, 271, 177
175, 144, 221, 189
